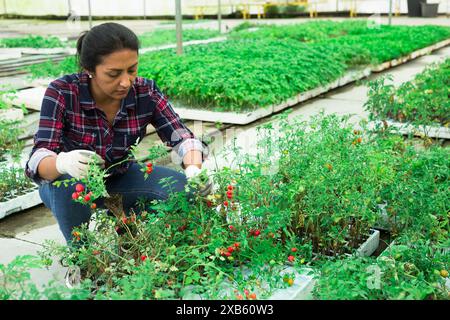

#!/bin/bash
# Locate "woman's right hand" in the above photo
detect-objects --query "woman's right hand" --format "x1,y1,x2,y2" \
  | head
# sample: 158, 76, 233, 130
56, 150, 105, 179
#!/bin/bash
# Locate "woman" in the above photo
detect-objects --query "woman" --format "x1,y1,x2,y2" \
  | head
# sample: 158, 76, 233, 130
25, 23, 210, 244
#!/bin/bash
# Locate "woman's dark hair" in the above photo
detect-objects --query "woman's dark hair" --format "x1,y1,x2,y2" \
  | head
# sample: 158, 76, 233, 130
76, 22, 140, 72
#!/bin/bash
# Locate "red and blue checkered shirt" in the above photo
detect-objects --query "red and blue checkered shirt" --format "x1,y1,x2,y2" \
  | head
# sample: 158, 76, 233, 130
25, 72, 204, 185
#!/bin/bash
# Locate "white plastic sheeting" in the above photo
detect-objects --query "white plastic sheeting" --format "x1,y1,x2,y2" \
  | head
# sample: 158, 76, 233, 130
0, 0, 447, 17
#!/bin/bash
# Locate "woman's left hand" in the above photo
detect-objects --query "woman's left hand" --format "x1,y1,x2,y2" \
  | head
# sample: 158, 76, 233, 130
184, 165, 213, 196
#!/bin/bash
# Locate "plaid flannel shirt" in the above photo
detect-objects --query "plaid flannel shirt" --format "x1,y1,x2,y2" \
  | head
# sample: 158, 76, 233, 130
25, 72, 204, 185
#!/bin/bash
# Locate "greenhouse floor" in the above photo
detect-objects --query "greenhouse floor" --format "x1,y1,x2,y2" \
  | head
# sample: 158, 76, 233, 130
1, 39, 449, 290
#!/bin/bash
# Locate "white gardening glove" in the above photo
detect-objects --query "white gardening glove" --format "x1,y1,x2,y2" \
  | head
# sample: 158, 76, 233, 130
185, 165, 213, 196
56, 150, 104, 180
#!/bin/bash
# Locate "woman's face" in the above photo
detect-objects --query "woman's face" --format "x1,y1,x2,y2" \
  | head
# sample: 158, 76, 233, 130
91, 49, 139, 101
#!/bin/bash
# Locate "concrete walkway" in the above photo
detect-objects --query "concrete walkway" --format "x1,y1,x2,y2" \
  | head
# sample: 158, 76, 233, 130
1, 25, 449, 293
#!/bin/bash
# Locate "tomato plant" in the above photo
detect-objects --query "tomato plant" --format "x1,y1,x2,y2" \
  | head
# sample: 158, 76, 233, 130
365, 58, 450, 127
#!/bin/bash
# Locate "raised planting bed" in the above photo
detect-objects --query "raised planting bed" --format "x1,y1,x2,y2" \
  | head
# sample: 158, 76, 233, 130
307, 228, 381, 263
314, 240, 449, 300
0, 186, 41, 220
0, 35, 68, 49
231, 21, 450, 68
371, 38, 450, 72
365, 58, 449, 138
173, 68, 371, 125
378, 242, 450, 291
23, 67, 370, 126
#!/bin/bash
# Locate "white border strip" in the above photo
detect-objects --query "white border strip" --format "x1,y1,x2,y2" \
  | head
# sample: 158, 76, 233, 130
356, 229, 380, 257
369, 120, 450, 139
20, 48, 72, 55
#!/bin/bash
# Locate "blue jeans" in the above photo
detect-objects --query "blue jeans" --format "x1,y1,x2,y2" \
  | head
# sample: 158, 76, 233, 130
39, 163, 187, 243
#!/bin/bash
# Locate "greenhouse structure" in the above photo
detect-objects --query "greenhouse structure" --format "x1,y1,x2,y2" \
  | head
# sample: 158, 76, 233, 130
0, 0, 449, 305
